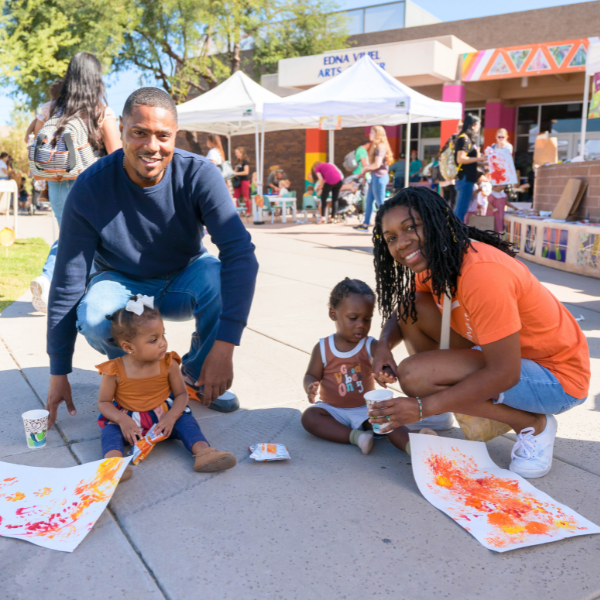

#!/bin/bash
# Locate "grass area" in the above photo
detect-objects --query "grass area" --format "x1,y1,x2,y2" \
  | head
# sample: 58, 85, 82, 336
0, 237, 49, 313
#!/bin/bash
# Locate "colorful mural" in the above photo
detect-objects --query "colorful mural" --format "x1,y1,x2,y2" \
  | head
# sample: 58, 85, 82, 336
462, 37, 600, 82
542, 228, 569, 262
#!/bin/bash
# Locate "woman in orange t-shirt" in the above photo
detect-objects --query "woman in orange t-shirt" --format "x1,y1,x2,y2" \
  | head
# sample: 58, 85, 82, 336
368, 187, 590, 479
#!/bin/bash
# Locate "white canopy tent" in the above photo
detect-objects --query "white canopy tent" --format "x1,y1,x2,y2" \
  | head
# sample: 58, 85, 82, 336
580, 42, 600, 159
262, 55, 463, 186
176, 70, 309, 191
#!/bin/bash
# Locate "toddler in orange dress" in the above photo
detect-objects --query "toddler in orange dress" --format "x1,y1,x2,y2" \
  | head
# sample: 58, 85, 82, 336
96, 295, 236, 481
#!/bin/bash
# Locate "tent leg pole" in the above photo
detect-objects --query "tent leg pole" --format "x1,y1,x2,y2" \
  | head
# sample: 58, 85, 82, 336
260, 120, 265, 196
404, 113, 411, 189
227, 135, 232, 162
581, 73, 591, 159
329, 129, 334, 164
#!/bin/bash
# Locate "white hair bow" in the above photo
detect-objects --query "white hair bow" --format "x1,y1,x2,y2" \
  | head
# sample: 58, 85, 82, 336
125, 294, 154, 316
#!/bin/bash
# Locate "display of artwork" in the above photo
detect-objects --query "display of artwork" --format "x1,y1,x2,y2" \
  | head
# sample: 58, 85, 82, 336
462, 37, 600, 82
0, 457, 131, 552
525, 224, 537, 255
507, 49, 531, 71
486, 148, 518, 185
410, 434, 600, 552
548, 44, 573, 68
527, 48, 552, 72
588, 72, 600, 120
488, 54, 511, 76
512, 221, 522, 252
542, 227, 569, 262
577, 232, 600, 269
504, 219, 511, 242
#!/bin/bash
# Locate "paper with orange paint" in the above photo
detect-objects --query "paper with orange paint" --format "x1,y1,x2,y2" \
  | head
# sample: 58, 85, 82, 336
0, 456, 131, 552
484, 147, 518, 186
409, 434, 600, 552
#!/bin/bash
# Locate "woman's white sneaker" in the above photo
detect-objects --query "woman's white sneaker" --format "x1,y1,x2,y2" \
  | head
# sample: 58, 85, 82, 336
509, 414, 558, 479
30, 276, 50, 314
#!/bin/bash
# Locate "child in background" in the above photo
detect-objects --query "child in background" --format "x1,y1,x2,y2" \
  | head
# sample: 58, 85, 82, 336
465, 171, 492, 224
302, 278, 414, 455
96, 295, 236, 481
486, 185, 518, 233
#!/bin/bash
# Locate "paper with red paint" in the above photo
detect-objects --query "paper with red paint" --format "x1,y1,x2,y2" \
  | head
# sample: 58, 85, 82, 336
484, 147, 518, 185
410, 434, 600, 552
0, 456, 131, 552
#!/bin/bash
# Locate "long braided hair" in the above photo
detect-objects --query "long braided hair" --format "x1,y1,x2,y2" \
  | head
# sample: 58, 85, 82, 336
372, 187, 516, 324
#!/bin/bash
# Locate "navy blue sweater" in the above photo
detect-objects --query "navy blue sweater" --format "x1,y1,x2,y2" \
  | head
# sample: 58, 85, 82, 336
47, 148, 258, 375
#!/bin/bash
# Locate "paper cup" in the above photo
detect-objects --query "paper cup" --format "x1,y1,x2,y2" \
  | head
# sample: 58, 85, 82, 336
22, 409, 49, 449
364, 389, 394, 435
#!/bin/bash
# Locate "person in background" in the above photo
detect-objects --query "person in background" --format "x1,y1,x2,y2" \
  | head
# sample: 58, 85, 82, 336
24, 80, 64, 143
267, 167, 290, 194
354, 125, 394, 231
487, 185, 518, 233
465, 170, 492, 224
205, 134, 225, 166
233, 146, 251, 214
438, 120, 462, 210
353, 141, 370, 176
454, 114, 487, 223
250, 171, 257, 196
311, 161, 343, 224
0, 152, 8, 180
409, 150, 422, 183
492, 128, 513, 155
389, 154, 406, 191
29, 52, 121, 314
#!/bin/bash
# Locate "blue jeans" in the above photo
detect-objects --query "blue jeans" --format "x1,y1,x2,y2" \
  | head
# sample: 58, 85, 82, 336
495, 358, 586, 415
101, 412, 207, 456
42, 180, 75, 282
454, 178, 475, 223
76, 253, 222, 381
363, 173, 387, 226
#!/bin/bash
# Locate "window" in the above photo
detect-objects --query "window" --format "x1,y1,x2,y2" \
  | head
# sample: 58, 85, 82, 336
364, 2, 405, 33
341, 2, 405, 36
345, 9, 364, 35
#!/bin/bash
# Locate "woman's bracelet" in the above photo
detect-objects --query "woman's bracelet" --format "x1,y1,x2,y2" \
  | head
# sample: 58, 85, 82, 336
415, 397, 423, 421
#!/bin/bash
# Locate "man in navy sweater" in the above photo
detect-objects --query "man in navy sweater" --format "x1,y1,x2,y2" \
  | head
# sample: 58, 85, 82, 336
46, 88, 258, 427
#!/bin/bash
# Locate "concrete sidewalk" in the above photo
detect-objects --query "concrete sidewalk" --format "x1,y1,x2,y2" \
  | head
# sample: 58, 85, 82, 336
1, 213, 600, 600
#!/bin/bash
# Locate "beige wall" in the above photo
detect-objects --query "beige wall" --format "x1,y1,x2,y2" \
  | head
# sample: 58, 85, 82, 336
350, 1, 600, 52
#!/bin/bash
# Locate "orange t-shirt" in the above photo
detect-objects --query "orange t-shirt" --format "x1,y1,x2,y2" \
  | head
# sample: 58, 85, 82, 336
96, 351, 181, 412
414, 242, 590, 399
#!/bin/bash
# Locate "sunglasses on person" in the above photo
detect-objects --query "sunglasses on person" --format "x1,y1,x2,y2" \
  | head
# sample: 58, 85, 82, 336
497, 136, 506, 139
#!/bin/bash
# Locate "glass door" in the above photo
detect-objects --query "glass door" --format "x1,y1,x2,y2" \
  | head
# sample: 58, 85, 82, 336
419, 138, 441, 169
577, 132, 600, 160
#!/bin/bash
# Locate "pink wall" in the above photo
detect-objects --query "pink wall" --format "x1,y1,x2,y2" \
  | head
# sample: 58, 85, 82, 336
441, 84, 465, 147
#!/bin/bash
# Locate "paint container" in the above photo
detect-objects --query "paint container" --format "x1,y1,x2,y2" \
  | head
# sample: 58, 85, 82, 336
22, 409, 49, 449
364, 389, 393, 435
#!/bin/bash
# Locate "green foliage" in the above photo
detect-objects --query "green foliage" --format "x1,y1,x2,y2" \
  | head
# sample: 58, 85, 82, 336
0, 0, 132, 108
252, 0, 350, 77
1, 107, 32, 172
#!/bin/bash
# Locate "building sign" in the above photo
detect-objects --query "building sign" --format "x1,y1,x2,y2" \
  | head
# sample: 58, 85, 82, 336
317, 50, 386, 79
462, 37, 600, 82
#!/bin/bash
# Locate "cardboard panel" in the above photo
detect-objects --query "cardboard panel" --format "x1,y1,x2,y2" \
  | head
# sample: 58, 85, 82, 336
551, 178, 587, 220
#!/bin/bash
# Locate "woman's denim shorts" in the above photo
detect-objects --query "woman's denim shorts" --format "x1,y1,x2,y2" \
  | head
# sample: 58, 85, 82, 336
495, 358, 586, 415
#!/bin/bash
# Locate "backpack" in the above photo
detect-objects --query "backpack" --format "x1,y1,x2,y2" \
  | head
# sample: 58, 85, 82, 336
28, 115, 97, 181
343, 150, 358, 172
439, 134, 465, 181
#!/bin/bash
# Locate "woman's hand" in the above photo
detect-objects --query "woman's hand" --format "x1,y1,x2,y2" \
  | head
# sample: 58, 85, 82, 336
118, 415, 143, 446
371, 343, 398, 387
306, 381, 319, 404
154, 412, 177, 438
368, 396, 421, 431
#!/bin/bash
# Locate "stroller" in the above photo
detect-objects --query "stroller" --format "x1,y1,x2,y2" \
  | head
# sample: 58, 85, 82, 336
335, 175, 364, 222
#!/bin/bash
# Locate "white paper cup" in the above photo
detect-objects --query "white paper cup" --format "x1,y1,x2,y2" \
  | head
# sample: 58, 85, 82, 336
364, 389, 393, 435
22, 409, 49, 449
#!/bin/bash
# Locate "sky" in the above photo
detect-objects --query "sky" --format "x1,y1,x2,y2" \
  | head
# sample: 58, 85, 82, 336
0, 0, 593, 125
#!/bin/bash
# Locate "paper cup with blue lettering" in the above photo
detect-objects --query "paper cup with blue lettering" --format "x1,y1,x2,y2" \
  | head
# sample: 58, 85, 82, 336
365, 389, 394, 435
22, 409, 49, 449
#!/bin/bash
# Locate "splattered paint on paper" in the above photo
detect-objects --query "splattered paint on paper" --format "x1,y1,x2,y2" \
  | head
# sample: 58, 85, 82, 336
485, 148, 518, 185
409, 435, 600, 552
0, 457, 131, 552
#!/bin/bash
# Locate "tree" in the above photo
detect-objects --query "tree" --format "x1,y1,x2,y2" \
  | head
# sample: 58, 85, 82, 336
252, 0, 349, 78
0, 0, 131, 108
0, 108, 31, 172
115, 0, 349, 101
